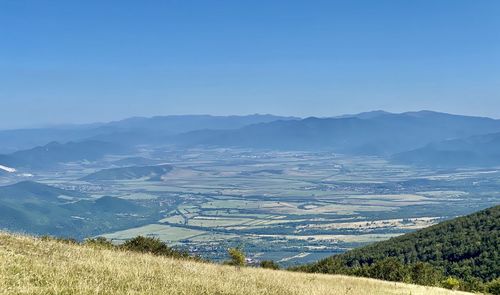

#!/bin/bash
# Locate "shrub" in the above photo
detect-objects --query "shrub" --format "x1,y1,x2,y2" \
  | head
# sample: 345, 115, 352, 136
260, 260, 280, 270
367, 258, 409, 282
84, 237, 114, 249
120, 236, 189, 259
442, 277, 460, 290
463, 277, 486, 293
409, 262, 443, 286
225, 247, 245, 267
40, 235, 79, 245
486, 278, 500, 295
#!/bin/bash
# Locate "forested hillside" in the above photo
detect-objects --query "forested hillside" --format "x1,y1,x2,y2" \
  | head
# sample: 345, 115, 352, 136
296, 205, 500, 293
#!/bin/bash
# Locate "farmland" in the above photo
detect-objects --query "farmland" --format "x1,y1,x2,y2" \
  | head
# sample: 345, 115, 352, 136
6, 148, 500, 266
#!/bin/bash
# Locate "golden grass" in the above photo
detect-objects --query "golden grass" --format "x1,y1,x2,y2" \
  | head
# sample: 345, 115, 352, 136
0, 233, 473, 295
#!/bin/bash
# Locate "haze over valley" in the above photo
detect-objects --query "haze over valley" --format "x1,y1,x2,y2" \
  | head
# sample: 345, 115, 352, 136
2, 1, 499, 293
1, 111, 499, 267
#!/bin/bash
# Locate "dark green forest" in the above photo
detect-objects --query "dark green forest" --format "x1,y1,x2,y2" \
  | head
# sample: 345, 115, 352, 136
294, 205, 500, 293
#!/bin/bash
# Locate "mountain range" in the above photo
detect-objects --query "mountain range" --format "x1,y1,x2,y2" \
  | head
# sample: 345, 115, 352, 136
0, 114, 297, 153
392, 132, 500, 167
1, 111, 500, 169
169, 111, 500, 155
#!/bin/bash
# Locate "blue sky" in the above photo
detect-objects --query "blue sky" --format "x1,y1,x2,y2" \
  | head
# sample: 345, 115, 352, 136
1, 0, 499, 128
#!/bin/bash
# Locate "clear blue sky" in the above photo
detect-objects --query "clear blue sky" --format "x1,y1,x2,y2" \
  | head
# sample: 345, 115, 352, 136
1, 0, 499, 128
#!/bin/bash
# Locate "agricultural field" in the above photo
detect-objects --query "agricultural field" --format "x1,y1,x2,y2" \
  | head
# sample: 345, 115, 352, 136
13, 148, 500, 266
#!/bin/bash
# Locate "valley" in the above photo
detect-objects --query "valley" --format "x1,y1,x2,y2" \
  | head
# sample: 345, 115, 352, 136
3, 2, 500, 293
2, 147, 498, 267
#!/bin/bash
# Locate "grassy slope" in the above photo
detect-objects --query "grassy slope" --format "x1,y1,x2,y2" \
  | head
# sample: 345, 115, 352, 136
0, 233, 472, 295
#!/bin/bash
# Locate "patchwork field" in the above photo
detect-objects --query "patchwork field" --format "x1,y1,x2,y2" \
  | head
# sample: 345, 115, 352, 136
10, 149, 500, 266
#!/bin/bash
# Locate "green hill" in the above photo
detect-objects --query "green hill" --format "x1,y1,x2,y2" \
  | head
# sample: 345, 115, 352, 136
0, 181, 86, 201
0, 233, 473, 295
0, 140, 125, 170
392, 132, 500, 167
81, 164, 173, 181
63, 196, 143, 213
0, 181, 87, 234
111, 156, 163, 166
0, 181, 156, 239
296, 205, 499, 292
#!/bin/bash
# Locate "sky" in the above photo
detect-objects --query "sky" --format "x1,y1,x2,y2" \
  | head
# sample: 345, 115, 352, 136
1, 0, 499, 129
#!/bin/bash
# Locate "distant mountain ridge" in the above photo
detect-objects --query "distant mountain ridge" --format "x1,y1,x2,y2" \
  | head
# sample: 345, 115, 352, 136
0, 114, 298, 153
334, 110, 392, 119
2, 111, 500, 169
170, 111, 500, 155
392, 132, 500, 167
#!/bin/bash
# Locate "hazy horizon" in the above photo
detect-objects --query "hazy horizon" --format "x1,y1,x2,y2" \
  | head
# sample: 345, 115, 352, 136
1, 0, 499, 129
2, 108, 500, 131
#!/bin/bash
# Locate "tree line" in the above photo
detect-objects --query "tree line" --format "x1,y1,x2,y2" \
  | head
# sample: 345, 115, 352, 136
292, 205, 500, 293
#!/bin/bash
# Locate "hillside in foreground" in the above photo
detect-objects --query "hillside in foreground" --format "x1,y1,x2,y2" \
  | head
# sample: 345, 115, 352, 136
297, 205, 499, 292
0, 233, 471, 295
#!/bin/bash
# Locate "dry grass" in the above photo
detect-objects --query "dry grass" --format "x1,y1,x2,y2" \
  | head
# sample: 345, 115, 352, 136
0, 233, 473, 295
